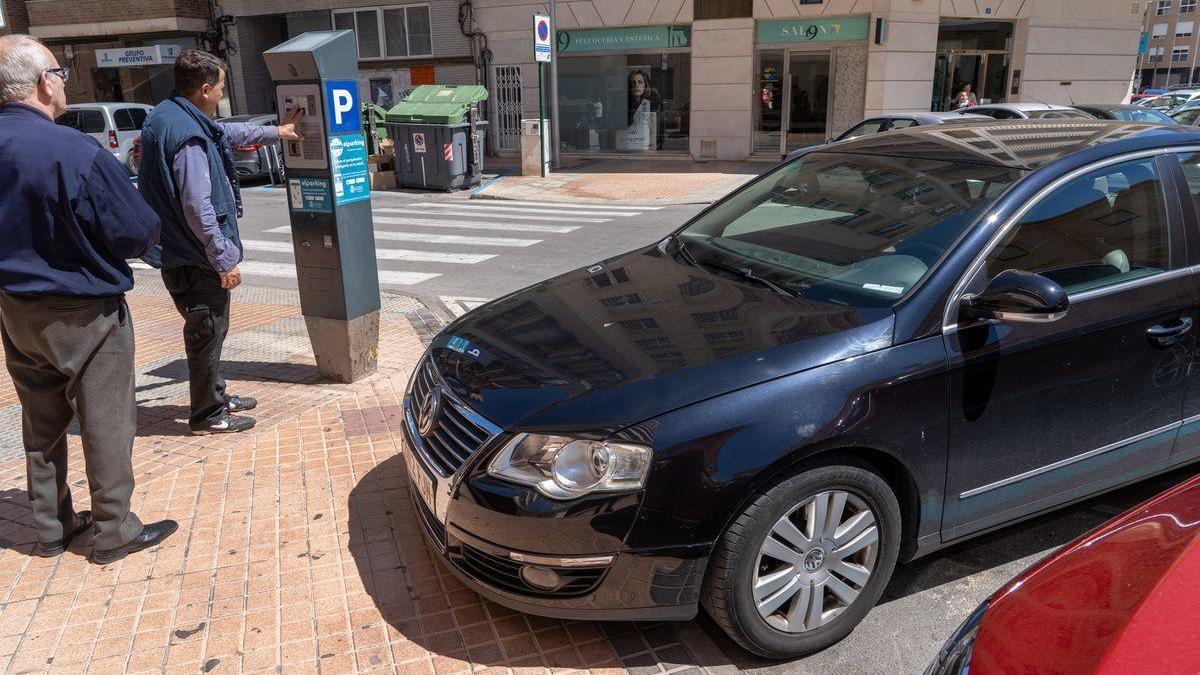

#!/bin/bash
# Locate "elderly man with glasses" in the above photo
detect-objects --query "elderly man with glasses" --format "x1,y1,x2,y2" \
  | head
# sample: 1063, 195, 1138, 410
0, 35, 178, 564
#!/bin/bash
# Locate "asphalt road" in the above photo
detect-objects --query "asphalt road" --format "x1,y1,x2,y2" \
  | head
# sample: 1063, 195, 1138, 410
226, 184, 705, 319
197, 182, 1200, 673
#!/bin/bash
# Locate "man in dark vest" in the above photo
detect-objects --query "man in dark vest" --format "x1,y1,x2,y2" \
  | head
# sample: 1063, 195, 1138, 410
139, 50, 302, 435
0, 35, 178, 564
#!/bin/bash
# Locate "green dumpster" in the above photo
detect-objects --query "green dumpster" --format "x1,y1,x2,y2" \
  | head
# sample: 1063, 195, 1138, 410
386, 84, 489, 191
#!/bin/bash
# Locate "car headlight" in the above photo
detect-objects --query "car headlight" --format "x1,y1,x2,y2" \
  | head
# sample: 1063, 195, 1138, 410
925, 600, 989, 675
487, 434, 652, 499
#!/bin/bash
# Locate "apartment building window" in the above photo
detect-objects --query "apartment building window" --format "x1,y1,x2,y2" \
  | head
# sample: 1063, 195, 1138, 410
1154, 22, 1169, 38
1173, 45, 1190, 61
1183, 0, 1197, 12
332, 4, 433, 60
1159, 0, 1172, 14
1150, 46, 1166, 62
1179, 20, 1195, 36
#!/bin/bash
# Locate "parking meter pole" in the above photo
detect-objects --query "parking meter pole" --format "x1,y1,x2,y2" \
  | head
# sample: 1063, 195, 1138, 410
264, 31, 382, 383
538, 62, 546, 178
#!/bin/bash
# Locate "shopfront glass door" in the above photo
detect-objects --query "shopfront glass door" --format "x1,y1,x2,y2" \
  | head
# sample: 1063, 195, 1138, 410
785, 52, 831, 151
982, 52, 1009, 105
934, 50, 1009, 110
754, 50, 785, 153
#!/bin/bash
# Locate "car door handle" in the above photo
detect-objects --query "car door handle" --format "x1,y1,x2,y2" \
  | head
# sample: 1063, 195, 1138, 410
1147, 317, 1194, 347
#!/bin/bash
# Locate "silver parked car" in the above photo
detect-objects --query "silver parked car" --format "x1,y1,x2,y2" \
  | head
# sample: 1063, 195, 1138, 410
958, 102, 1094, 120
219, 114, 285, 183
55, 102, 153, 175
832, 111, 990, 142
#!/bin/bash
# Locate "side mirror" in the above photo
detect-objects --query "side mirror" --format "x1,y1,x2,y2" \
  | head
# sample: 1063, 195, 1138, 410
962, 269, 1069, 323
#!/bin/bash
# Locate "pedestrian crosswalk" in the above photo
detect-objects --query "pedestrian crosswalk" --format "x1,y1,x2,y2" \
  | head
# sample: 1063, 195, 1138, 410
235, 198, 661, 290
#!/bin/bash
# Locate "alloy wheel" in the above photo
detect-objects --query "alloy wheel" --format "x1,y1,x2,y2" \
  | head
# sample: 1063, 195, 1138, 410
751, 490, 879, 633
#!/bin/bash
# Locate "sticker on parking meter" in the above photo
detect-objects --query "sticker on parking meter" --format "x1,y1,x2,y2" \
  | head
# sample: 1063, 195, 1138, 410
287, 177, 332, 213
329, 133, 371, 205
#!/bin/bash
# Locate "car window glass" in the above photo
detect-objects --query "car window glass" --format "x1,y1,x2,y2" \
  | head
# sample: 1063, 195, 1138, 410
986, 158, 1170, 295
1171, 152, 1200, 227
677, 154, 1023, 308
54, 111, 78, 129
888, 118, 918, 129
127, 108, 147, 130
1174, 108, 1200, 125
841, 120, 886, 140
78, 110, 106, 134
113, 109, 137, 131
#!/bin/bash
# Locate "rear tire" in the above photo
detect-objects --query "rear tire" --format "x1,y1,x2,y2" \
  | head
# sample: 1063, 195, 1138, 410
702, 461, 901, 659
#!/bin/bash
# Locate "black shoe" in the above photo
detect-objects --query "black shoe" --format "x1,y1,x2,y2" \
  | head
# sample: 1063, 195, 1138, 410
91, 520, 178, 565
35, 510, 93, 557
227, 395, 257, 413
190, 414, 256, 435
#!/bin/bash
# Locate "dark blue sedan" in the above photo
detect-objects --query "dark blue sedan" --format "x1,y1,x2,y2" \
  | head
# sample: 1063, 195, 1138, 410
401, 119, 1200, 659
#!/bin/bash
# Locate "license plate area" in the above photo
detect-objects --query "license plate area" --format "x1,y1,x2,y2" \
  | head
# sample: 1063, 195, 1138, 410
404, 443, 437, 519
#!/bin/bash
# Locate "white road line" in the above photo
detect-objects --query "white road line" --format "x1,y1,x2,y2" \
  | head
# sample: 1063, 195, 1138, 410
375, 208, 611, 223
371, 216, 578, 234
468, 200, 659, 211
410, 203, 637, 217
237, 261, 439, 286
130, 261, 153, 270
263, 226, 539, 247
241, 239, 494, 264
440, 296, 491, 317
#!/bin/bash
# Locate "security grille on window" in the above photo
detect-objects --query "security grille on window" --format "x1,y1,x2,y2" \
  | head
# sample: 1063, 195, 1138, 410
1183, 0, 1197, 12
1159, 0, 1172, 14
332, 4, 433, 60
1179, 20, 1195, 36
1174, 46, 1190, 61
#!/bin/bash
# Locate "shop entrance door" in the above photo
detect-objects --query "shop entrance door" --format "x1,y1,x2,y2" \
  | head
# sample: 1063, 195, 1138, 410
754, 49, 831, 156
933, 50, 1009, 110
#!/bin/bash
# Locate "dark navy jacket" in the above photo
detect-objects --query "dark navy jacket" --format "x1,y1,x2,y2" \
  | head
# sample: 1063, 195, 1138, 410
0, 103, 160, 296
138, 94, 242, 271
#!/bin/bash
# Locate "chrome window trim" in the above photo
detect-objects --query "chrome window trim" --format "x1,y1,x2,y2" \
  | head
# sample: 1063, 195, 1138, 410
959, 420, 1183, 499
942, 148, 1189, 334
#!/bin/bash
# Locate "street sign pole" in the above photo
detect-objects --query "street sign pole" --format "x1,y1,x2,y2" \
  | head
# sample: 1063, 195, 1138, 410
533, 13, 552, 178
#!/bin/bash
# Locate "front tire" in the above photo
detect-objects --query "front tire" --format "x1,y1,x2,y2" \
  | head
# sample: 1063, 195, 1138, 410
702, 462, 901, 659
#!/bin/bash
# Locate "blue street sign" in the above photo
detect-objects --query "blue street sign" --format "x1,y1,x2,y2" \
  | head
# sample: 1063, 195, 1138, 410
324, 80, 362, 135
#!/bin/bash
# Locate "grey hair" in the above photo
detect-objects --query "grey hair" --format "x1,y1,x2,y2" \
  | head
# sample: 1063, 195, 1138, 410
0, 35, 53, 104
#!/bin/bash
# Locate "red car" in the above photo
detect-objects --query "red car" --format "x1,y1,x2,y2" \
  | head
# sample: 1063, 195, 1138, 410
927, 473, 1200, 674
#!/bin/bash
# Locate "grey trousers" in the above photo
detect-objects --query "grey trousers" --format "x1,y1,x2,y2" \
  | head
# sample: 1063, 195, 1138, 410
0, 292, 144, 551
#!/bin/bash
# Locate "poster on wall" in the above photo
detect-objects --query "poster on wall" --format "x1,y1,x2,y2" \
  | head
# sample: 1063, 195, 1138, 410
619, 65, 657, 151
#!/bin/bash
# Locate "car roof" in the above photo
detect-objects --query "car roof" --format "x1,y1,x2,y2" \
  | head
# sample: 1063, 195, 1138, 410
824, 119, 1200, 171
66, 102, 153, 110
969, 102, 1080, 112
1073, 103, 1143, 112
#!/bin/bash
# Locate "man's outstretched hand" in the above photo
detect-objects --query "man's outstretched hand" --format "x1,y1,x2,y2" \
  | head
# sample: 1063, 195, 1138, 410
278, 107, 305, 140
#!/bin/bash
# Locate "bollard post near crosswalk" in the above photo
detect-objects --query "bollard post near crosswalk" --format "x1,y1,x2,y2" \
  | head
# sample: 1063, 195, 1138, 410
263, 31, 382, 383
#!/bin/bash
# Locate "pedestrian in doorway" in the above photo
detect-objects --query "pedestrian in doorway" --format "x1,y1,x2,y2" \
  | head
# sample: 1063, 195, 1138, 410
954, 83, 979, 109
0, 35, 178, 564
137, 50, 302, 436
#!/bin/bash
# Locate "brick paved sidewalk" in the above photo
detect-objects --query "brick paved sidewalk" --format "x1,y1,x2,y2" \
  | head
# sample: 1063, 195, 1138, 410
473, 159, 763, 205
0, 277, 728, 674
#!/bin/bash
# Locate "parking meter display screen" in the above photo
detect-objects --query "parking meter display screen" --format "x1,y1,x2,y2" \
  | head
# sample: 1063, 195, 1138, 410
277, 84, 328, 170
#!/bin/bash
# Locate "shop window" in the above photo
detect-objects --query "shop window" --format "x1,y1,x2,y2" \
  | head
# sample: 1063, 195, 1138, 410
333, 4, 433, 60
557, 51, 691, 154
694, 0, 752, 20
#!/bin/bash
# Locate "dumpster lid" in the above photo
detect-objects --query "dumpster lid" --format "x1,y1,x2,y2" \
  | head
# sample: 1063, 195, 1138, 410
386, 85, 489, 125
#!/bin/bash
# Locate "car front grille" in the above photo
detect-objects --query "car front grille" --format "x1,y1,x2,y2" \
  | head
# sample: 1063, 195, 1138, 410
447, 540, 608, 599
409, 359, 492, 476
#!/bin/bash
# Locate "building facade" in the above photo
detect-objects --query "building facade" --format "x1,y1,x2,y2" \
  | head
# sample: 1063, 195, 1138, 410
477, 0, 1144, 160
24, 0, 211, 106
220, 0, 480, 115
1137, 0, 1200, 87
1, 0, 31, 35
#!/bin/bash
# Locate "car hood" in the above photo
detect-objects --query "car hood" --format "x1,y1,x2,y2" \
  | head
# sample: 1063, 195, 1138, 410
428, 245, 895, 432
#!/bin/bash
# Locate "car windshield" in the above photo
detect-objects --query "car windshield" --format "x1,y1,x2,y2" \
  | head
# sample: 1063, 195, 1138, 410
676, 153, 1023, 308
1110, 107, 1176, 123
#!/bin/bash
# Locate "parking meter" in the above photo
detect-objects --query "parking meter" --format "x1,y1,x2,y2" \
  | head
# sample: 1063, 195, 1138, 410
264, 31, 380, 383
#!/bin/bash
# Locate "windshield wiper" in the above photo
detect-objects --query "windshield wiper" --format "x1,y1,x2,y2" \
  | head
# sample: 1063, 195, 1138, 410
670, 235, 795, 297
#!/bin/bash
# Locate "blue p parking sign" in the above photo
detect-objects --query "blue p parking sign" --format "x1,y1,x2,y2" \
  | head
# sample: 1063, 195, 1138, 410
325, 80, 361, 135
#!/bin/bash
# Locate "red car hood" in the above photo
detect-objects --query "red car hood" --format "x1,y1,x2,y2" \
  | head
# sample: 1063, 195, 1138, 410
969, 474, 1200, 674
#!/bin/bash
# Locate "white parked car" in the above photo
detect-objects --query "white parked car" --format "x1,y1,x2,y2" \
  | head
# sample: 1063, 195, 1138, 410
958, 102, 1094, 120
55, 102, 153, 175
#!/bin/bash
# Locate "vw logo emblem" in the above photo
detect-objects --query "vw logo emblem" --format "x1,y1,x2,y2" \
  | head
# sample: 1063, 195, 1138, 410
802, 548, 825, 572
417, 386, 443, 438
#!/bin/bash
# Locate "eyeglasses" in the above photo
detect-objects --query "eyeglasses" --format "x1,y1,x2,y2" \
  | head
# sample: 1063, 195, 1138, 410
44, 67, 70, 84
